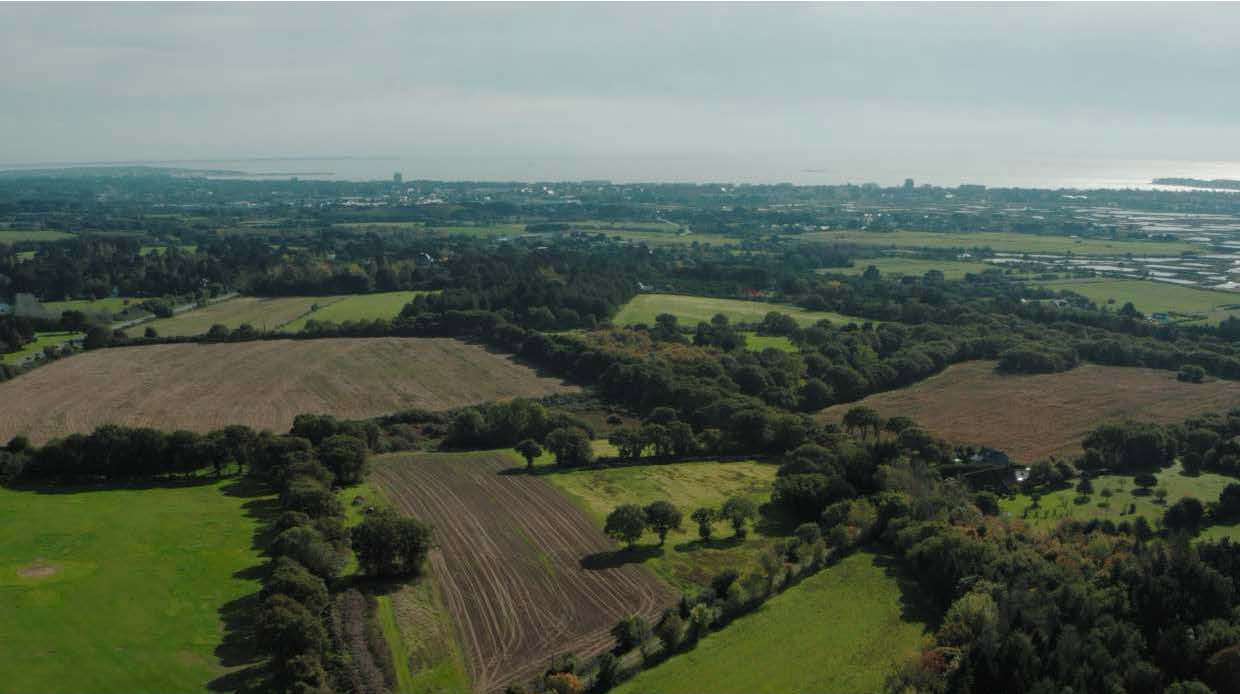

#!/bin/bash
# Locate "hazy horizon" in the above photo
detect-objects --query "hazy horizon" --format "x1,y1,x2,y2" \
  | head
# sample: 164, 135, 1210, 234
4, 3, 1240, 185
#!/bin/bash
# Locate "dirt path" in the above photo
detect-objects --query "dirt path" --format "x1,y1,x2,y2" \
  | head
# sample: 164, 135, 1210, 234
372, 452, 674, 693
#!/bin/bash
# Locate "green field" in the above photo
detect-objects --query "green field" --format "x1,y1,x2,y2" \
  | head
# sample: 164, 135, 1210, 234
827, 256, 1002, 280
0, 479, 271, 694
1001, 462, 1237, 531
614, 294, 873, 328
1041, 277, 1240, 324
0, 331, 81, 366
802, 230, 1197, 256
0, 229, 76, 243
43, 297, 138, 318
541, 458, 781, 590
283, 291, 428, 331
741, 332, 798, 352
614, 551, 932, 694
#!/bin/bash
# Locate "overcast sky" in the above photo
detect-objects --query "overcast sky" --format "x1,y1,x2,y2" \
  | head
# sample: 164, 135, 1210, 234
3, 2, 1240, 181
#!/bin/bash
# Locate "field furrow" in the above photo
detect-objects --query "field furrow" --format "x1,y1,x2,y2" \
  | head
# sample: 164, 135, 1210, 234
371, 452, 675, 693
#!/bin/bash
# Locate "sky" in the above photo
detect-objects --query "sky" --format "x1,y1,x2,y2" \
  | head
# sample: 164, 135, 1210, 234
3, 2, 1240, 183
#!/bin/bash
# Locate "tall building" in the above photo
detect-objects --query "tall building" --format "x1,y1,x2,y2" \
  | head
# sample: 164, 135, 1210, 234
393, 172, 403, 184
903, 178, 914, 190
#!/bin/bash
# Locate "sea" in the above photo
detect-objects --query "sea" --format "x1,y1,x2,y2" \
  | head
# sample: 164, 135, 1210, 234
2, 155, 1240, 191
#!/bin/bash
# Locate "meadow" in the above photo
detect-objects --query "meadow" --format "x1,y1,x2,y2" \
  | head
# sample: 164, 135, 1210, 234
1001, 462, 1238, 533
741, 332, 797, 352
43, 297, 138, 319
614, 294, 871, 328
0, 331, 81, 366
613, 551, 933, 694
825, 256, 1000, 279
801, 229, 1197, 256
1042, 277, 1240, 323
0, 479, 271, 694
820, 361, 1240, 463
542, 459, 781, 590
282, 290, 428, 331
0, 229, 76, 242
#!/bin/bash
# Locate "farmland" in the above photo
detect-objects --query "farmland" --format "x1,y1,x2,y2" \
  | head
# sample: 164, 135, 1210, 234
0, 479, 271, 694
0, 229, 76, 242
825, 256, 1000, 279
1042, 277, 1240, 323
543, 460, 781, 590
281, 290, 427, 331
371, 451, 675, 693
0, 338, 579, 444
613, 551, 932, 694
614, 294, 871, 328
127, 296, 327, 336
801, 229, 1198, 255
820, 361, 1240, 463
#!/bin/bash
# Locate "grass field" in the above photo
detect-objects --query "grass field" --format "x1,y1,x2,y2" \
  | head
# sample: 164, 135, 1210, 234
0, 479, 271, 694
1042, 277, 1240, 324
43, 297, 137, 318
741, 332, 798, 352
282, 291, 427, 331
614, 294, 872, 328
0, 338, 580, 444
0, 331, 81, 366
820, 361, 1240, 463
372, 451, 673, 693
129, 296, 330, 336
541, 459, 781, 590
0, 229, 76, 243
613, 551, 932, 694
801, 230, 1197, 256
826, 257, 1002, 279
1001, 461, 1238, 532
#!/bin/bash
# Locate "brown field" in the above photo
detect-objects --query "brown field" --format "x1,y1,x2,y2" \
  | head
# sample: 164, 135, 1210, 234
0, 338, 578, 443
372, 451, 674, 693
127, 296, 336, 337
821, 361, 1240, 463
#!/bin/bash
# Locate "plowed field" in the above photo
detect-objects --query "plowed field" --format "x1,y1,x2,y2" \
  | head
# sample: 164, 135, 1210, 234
0, 338, 578, 443
372, 452, 674, 693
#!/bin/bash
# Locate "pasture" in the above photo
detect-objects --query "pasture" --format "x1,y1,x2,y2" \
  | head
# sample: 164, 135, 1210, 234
614, 294, 871, 328
0, 229, 76, 242
741, 332, 797, 352
43, 297, 137, 318
128, 296, 328, 336
0, 479, 270, 694
0, 338, 579, 444
543, 460, 781, 590
801, 229, 1197, 256
613, 551, 932, 694
1001, 461, 1238, 532
371, 451, 675, 693
820, 361, 1240, 463
1042, 277, 1240, 324
825, 256, 1000, 279
0, 331, 81, 366
282, 290, 428, 331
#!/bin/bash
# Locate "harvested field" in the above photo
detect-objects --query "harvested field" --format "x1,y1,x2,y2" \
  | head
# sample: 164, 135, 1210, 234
372, 452, 675, 693
820, 361, 1240, 463
128, 296, 332, 337
0, 338, 579, 444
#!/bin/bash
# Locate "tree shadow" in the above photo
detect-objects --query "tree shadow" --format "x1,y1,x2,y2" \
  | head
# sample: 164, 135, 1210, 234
581, 545, 664, 570
208, 477, 281, 693
870, 550, 942, 630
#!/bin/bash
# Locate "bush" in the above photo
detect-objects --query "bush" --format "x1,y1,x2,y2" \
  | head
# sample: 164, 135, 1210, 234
272, 526, 340, 579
